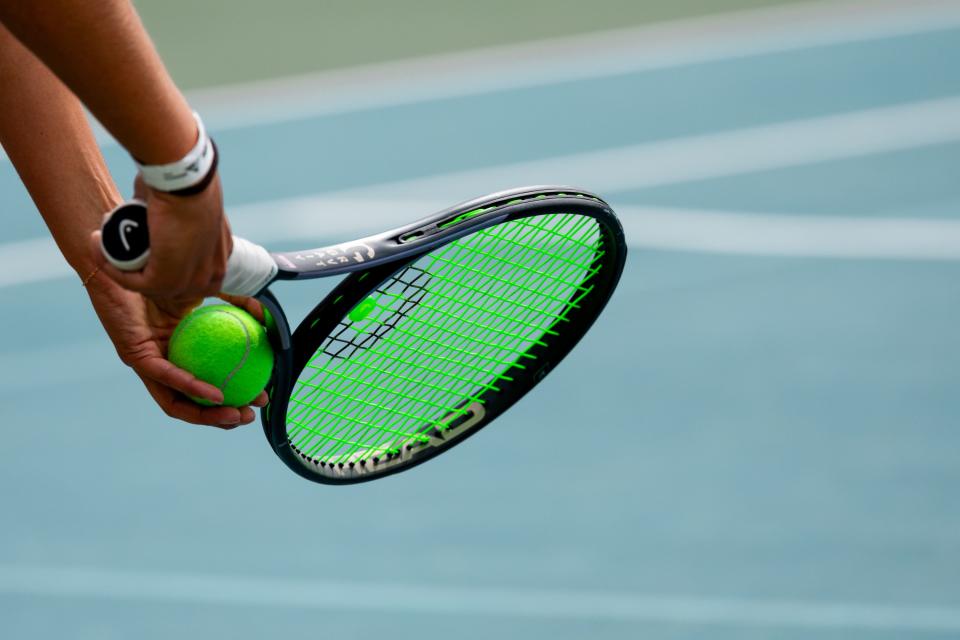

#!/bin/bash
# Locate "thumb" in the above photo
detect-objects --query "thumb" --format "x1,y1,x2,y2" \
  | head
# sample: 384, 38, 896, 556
133, 173, 148, 201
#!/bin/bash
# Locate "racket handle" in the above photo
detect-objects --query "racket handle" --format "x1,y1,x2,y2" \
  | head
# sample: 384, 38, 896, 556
100, 200, 151, 271
100, 199, 278, 296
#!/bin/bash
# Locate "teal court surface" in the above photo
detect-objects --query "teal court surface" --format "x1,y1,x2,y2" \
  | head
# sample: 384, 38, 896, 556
1, 2, 959, 638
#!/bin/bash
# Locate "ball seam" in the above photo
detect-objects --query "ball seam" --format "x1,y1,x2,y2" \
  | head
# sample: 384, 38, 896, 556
214, 309, 253, 393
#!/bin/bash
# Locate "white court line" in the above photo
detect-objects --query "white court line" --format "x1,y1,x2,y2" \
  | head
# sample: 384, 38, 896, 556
343, 96, 960, 199
2, 565, 960, 632
227, 200, 960, 261
229, 199, 960, 261
6, 203, 960, 291
0, 237, 75, 289
183, 0, 960, 130
3, 96, 960, 289
3, 0, 956, 158
621, 207, 960, 260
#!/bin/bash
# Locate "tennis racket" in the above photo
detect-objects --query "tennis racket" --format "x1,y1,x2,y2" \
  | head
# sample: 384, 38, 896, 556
100, 186, 626, 484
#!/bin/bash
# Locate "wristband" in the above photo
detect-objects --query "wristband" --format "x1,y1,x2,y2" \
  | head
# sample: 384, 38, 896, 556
135, 112, 216, 194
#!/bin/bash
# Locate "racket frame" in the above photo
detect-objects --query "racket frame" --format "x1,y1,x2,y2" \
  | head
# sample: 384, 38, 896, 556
257, 186, 626, 484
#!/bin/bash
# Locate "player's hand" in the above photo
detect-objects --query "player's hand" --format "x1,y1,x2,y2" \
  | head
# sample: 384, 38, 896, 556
84, 270, 267, 429
90, 173, 232, 305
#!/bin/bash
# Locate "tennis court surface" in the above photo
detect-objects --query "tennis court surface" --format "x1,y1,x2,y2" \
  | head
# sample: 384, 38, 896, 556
1, 1, 959, 637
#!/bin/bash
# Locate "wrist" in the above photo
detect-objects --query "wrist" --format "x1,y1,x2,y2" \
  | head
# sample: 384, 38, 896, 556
80, 263, 117, 293
147, 158, 221, 208
135, 112, 218, 195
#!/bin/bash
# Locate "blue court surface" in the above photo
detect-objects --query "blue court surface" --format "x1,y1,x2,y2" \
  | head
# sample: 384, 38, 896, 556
1, 4, 959, 638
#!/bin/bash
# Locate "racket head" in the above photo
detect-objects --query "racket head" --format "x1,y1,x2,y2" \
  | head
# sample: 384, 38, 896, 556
261, 187, 626, 484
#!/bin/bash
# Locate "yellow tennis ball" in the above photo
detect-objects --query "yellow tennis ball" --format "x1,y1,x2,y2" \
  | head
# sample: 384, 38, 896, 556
168, 304, 274, 407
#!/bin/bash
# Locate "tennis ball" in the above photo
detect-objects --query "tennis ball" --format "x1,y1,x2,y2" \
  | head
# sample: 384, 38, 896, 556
168, 304, 274, 407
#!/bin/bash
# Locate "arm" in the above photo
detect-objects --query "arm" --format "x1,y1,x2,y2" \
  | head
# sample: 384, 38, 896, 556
0, 0, 194, 165
0, 0, 232, 302
0, 23, 259, 428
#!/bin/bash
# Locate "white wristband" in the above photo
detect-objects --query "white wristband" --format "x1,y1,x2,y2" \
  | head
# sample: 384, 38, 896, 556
136, 112, 216, 193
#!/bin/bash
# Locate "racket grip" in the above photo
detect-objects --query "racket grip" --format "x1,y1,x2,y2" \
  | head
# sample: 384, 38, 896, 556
100, 199, 278, 297
221, 237, 278, 296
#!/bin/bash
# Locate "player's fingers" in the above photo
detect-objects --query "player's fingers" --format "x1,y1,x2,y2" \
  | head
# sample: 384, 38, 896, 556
151, 295, 203, 321
133, 174, 147, 201
238, 406, 256, 425
164, 399, 246, 429
138, 358, 258, 427
136, 355, 224, 405
147, 384, 241, 428
218, 294, 265, 323
251, 390, 268, 407
91, 230, 207, 298
86, 229, 107, 270
141, 378, 244, 428
161, 390, 255, 428
166, 394, 247, 428
89, 230, 153, 292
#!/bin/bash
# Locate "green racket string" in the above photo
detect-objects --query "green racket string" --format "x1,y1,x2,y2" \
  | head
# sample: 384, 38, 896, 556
286, 213, 603, 465
289, 217, 596, 461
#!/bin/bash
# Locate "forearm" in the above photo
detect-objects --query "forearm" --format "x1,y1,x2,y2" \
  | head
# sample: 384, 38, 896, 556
0, 0, 195, 164
0, 23, 120, 276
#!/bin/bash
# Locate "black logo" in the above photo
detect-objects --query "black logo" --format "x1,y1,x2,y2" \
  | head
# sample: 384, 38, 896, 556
102, 203, 149, 261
